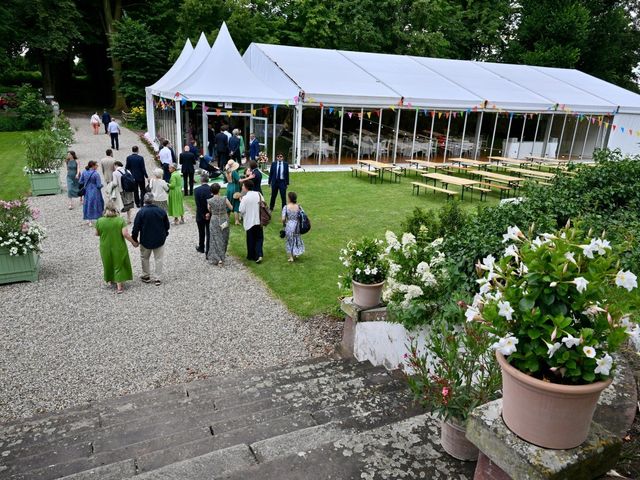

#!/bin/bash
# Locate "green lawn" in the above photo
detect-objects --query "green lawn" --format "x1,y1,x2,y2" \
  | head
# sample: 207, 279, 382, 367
0, 132, 30, 200
188, 171, 499, 318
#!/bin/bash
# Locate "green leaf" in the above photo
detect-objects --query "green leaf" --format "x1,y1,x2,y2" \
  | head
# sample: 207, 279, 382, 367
519, 297, 535, 311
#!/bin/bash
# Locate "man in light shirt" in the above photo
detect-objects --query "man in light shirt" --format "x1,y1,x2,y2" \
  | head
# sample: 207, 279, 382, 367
107, 119, 121, 150
159, 140, 173, 182
238, 180, 264, 264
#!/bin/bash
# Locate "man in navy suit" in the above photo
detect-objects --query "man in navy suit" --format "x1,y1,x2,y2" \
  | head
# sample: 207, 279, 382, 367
193, 173, 213, 254
268, 152, 289, 212
125, 145, 148, 208
101, 109, 111, 134
179, 145, 197, 196
248, 133, 260, 162
214, 126, 229, 169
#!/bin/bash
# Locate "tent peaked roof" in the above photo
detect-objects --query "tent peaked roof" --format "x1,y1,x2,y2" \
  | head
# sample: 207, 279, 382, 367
171, 23, 286, 104
149, 33, 210, 97
148, 38, 193, 93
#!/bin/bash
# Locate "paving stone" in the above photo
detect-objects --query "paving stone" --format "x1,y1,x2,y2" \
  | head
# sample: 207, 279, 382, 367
57, 459, 136, 480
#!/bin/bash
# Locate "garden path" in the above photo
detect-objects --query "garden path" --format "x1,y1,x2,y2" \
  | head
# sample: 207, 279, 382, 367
0, 115, 313, 422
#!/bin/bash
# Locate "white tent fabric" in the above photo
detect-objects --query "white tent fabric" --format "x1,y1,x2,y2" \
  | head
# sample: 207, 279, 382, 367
243, 43, 640, 114
147, 39, 193, 94
165, 24, 287, 104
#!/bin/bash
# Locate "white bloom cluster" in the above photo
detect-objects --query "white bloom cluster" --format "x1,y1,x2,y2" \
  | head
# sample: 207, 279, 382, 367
580, 238, 611, 259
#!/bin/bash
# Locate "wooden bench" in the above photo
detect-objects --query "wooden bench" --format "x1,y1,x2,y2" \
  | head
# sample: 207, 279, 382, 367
351, 166, 378, 183
478, 181, 511, 199
442, 164, 469, 173
411, 181, 458, 199
470, 185, 491, 201
402, 166, 426, 177
390, 168, 404, 183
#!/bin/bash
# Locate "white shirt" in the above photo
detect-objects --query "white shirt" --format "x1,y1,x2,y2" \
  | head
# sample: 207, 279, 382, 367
159, 147, 172, 165
239, 191, 261, 230
223, 130, 232, 139
107, 120, 120, 134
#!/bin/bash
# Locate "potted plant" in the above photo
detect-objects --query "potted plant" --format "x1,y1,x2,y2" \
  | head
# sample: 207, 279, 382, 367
0, 199, 46, 283
339, 236, 388, 308
468, 223, 640, 448
23, 130, 65, 196
405, 306, 501, 460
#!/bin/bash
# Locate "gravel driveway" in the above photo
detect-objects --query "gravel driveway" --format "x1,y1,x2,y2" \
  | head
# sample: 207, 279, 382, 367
0, 116, 313, 422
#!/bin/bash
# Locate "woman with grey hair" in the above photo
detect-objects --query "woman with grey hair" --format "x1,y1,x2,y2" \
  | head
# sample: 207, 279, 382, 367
149, 167, 169, 212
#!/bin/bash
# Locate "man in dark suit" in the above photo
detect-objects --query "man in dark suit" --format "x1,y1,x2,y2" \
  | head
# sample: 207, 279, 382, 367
179, 145, 197, 196
101, 109, 111, 134
214, 126, 229, 170
248, 133, 260, 162
207, 125, 215, 157
268, 152, 290, 212
125, 145, 148, 208
194, 173, 213, 254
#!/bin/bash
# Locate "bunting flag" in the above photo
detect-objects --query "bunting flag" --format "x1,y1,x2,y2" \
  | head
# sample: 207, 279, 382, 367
390, 105, 395, 111
472, 106, 478, 112
293, 96, 299, 104
251, 109, 257, 116
285, 100, 290, 107
191, 102, 197, 109
226, 110, 232, 117
357, 112, 362, 119
348, 112, 353, 119
367, 112, 372, 119
203, 105, 209, 112
262, 107, 269, 115
445, 112, 450, 119
319, 102, 324, 109
374, 110, 380, 117
338, 110, 343, 117
180, 98, 187, 106
453, 112, 457, 118
329, 107, 334, 114
438, 112, 442, 119
612, 125, 617, 131
407, 102, 412, 108
430, 110, 435, 118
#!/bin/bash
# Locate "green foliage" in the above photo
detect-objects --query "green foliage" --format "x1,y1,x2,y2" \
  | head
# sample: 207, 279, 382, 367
0, 199, 46, 255
338, 236, 388, 288
0, 132, 30, 200
15, 85, 50, 131
23, 130, 66, 174
125, 106, 147, 130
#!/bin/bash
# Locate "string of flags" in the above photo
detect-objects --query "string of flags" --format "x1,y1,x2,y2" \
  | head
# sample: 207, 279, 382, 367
156, 93, 637, 137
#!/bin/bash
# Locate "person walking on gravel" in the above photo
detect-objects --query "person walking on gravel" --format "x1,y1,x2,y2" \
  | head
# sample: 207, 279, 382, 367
90, 112, 101, 135
132, 193, 170, 286
107, 118, 121, 151
101, 109, 111, 134
167, 163, 185, 225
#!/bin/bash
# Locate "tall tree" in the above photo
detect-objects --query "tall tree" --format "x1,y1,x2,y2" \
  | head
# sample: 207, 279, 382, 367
101, 0, 127, 109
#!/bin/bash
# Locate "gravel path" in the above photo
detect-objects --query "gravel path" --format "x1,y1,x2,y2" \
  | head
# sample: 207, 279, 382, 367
0, 116, 315, 422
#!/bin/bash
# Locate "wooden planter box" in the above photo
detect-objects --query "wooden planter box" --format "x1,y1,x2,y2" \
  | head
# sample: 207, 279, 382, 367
0, 248, 40, 284
29, 172, 60, 196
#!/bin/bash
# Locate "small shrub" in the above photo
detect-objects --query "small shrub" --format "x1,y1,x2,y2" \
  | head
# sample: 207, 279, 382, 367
15, 85, 50, 130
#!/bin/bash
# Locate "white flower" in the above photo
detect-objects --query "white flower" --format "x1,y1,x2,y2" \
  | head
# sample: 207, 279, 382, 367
517, 262, 529, 275
621, 316, 640, 339
564, 252, 577, 265
385, 231, 399, 247
615, 270, 637, 292
342, 260, 350, 267
581, 240, 598, 259
430, 238, 444, 248
416, 262, 431, 275
492, 336, 519, 356
541, 233, 557, 240
502, 226, 523, 243
364, 267, 371, 275
582, 346, 596, 358
594, 354, 613, 376
503, 244, 519, 258
471, 294, 484, 308
479, 281, 492, 295
465, 306, 480, 322
355, 250, 362, 257
546, 342, 562, 358
401, 232, 416, 246
594, 238, 611, 255
562, 334, 582, 348
531, 236, 549, 250
478, 255, 496, 271
371, 267, 378, 275
497, 300, 514, 321
573, 277, 589, 293
355, 268, 361, 275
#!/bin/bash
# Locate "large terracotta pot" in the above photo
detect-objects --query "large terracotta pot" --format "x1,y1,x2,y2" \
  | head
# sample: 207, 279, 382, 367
351, 280, 384, 309
497, 352, 612, 449
440, 418, 478, 461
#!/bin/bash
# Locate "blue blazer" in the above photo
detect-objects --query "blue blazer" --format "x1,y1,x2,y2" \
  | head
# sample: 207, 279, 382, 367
268, 161, 289, 186
249, 138, 260, 160
125, 154, 148, 181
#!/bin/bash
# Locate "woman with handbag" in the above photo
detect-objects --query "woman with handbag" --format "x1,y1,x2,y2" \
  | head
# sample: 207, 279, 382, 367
65, 151, 81, 210
207, 183, 233, 267
281, 191, 305, 262
111, 161, 135, 224
80, 161, 104, 227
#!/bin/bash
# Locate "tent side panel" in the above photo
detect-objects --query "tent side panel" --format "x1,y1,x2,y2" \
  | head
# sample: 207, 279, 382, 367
607, 114, 640, 156
243, 45, 299, 101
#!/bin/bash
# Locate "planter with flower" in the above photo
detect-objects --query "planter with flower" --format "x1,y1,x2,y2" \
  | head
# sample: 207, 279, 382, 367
23, 130, 66, 196
468, 223, 639, 449
0, 199, 46, 283
406, 308, 501, 460
339, 236, 388, 308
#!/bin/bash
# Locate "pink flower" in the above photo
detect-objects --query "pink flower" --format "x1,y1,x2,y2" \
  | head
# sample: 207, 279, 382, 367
442, 387, 450, 397
21, 223, 29, 232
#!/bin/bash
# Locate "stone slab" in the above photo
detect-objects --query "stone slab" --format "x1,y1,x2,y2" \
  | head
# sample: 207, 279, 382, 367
340, 297, 388, 323
58, 459, 136, 480
466, 399, 622, 480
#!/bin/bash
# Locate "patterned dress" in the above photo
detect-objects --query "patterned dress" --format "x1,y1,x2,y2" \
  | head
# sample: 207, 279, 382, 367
66, 159, 80, 198
95, 216, 133, 283
167, 170, 185, 217
282, 205, 305, 257
207, 196, 230, 264
80, 169, 104, 220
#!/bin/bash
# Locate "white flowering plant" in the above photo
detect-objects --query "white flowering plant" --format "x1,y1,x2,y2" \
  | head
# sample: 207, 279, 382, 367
338, 237, 388, 289
0, 199, 46, 256
23, 129, 66, 175
383, 229, 451, 330
468, 223, 639, 385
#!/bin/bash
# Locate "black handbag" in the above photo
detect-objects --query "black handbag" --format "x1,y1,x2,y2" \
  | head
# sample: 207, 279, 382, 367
78, 171, 94, 197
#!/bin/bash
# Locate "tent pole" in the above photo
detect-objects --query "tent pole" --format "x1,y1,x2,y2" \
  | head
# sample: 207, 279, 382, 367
568, 116, 579, 160
473, 111, 483, 160
201, 103, 207, 157
175, 101, 183, 152
392, 109, 400, 165
542, 114, 555, 158
145, 90, 155, 140
601, 116, 609, 149
517, 114, 527, 159
271, 105, 277, 161
357, 108, 363, 161
428, 111, 435, 160
558, 114, 568, 159
443, 111, 452, 162
294, 104, 303, 167
338, 107, 344, 165
460, 112, 468, 158
531, 114, 541, 156
504, 114, 513, 157
376, 109, 383, 161
410, 109, 418, 160
580, 116, 592, 160
318, 105, 324, 165
489, 113, 498, 158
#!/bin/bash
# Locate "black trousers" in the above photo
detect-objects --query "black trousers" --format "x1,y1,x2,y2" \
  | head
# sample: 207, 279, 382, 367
216, 151, 228, 170
103, 123, 109, 134
110, 133, 119, 150
133, 180, 146, 208
196, 218, 210, 252
269, 181, 287, 211
161, 163, 171, 183
246, 225, 264, 261
183, 170, 194, 196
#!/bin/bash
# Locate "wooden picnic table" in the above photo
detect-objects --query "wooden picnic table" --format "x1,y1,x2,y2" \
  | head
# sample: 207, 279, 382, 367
488, 156, 533, 167
469, 169, 525, 188
448, 157, 490, 168
408, 159, 448, 170
500, 167, 556, 179
525, 155, 569, 163
422, 172, 479, 200
358, 159, 396, 182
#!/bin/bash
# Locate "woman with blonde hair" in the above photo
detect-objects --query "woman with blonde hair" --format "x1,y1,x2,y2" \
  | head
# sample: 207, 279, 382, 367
95, 201, 137, 294
149, 168, 169, 211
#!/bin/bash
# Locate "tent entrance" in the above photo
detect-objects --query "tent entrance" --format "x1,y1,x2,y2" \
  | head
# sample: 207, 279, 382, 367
250, 116, 268, 154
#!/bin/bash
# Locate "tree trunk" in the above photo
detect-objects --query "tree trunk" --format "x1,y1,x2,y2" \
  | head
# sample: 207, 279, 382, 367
40, 57, 54, 98
102, 0, 127, 110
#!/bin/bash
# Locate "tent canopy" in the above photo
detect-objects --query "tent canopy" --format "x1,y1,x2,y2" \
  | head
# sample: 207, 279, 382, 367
147, 38, 193, 94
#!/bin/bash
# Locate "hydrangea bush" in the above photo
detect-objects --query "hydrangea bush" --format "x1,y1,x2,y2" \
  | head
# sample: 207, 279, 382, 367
468, 223, 639, 385
384, 228, 451, 330
0, 199, 46, 256
338, 236, 388, 289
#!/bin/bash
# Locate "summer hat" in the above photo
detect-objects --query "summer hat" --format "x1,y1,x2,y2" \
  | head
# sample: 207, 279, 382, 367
226, 159, 239, 171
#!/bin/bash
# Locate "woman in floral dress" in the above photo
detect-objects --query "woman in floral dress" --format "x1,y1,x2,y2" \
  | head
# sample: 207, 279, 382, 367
281, 191, 305, 262
207, 183, 233, 266
80, 160, 104, 226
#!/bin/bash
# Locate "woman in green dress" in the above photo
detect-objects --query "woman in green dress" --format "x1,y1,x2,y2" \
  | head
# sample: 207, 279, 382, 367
167, 163, 185, 224
224, 159, 241, 225
95, 201, 136, 294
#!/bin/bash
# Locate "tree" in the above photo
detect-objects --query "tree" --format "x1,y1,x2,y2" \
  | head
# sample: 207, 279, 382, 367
101, 0, 127, 109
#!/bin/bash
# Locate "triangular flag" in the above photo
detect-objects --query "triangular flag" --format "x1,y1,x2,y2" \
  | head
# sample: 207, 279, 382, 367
620, 126, 624, 133
226, 110, 232, 117
612, 125, 617, 131
430, 110, 435, 118
293, 96, 299, 104
191, 102, 197, 109
367, 112, 372, 119
472, 106, 478, 112
357, 112, 362, 119
319, 102, 324, 109
285, 100, 290, 107
181, 98, 187, 105
329, 107, 334, 114
262, 107, 269, 115
438, 112, 442, 119
203, 105, 209, 112
445, 112, 450, 119
390, 105, 395, 111
453, 112, 457, 118
629, 129, 633, 135
251, 109, 257, 116
338, 110, 343, 117
348, 112, 353, 118
407, 102, 412, 108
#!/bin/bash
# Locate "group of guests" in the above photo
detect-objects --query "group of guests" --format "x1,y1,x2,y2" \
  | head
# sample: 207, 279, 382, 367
209, 125, 261, 169
89, 110, 121, 149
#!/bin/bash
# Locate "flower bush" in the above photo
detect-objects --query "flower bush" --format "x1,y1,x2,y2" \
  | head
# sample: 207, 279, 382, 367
405, 309, 501, 422
468, 223, 640, 384
23, 129, 67, 175
0, 199, 46, 256
338, 236, 388, 289
384, 228, 451, 330
126, 105, 147, 130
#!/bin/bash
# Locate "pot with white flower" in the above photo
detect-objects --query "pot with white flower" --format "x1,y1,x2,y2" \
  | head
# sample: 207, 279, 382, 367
468, 223, 639, 449
23, 129, 67, 196
339, 237, 388, 308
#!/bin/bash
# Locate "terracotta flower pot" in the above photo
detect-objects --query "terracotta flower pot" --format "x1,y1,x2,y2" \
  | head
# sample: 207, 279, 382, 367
497, 352, 612, 449
440, 418, 479, 461
351, 279, 384, 309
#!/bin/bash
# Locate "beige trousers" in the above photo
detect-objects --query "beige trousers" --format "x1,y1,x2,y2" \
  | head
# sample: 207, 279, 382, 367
140, 245, 165, 280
